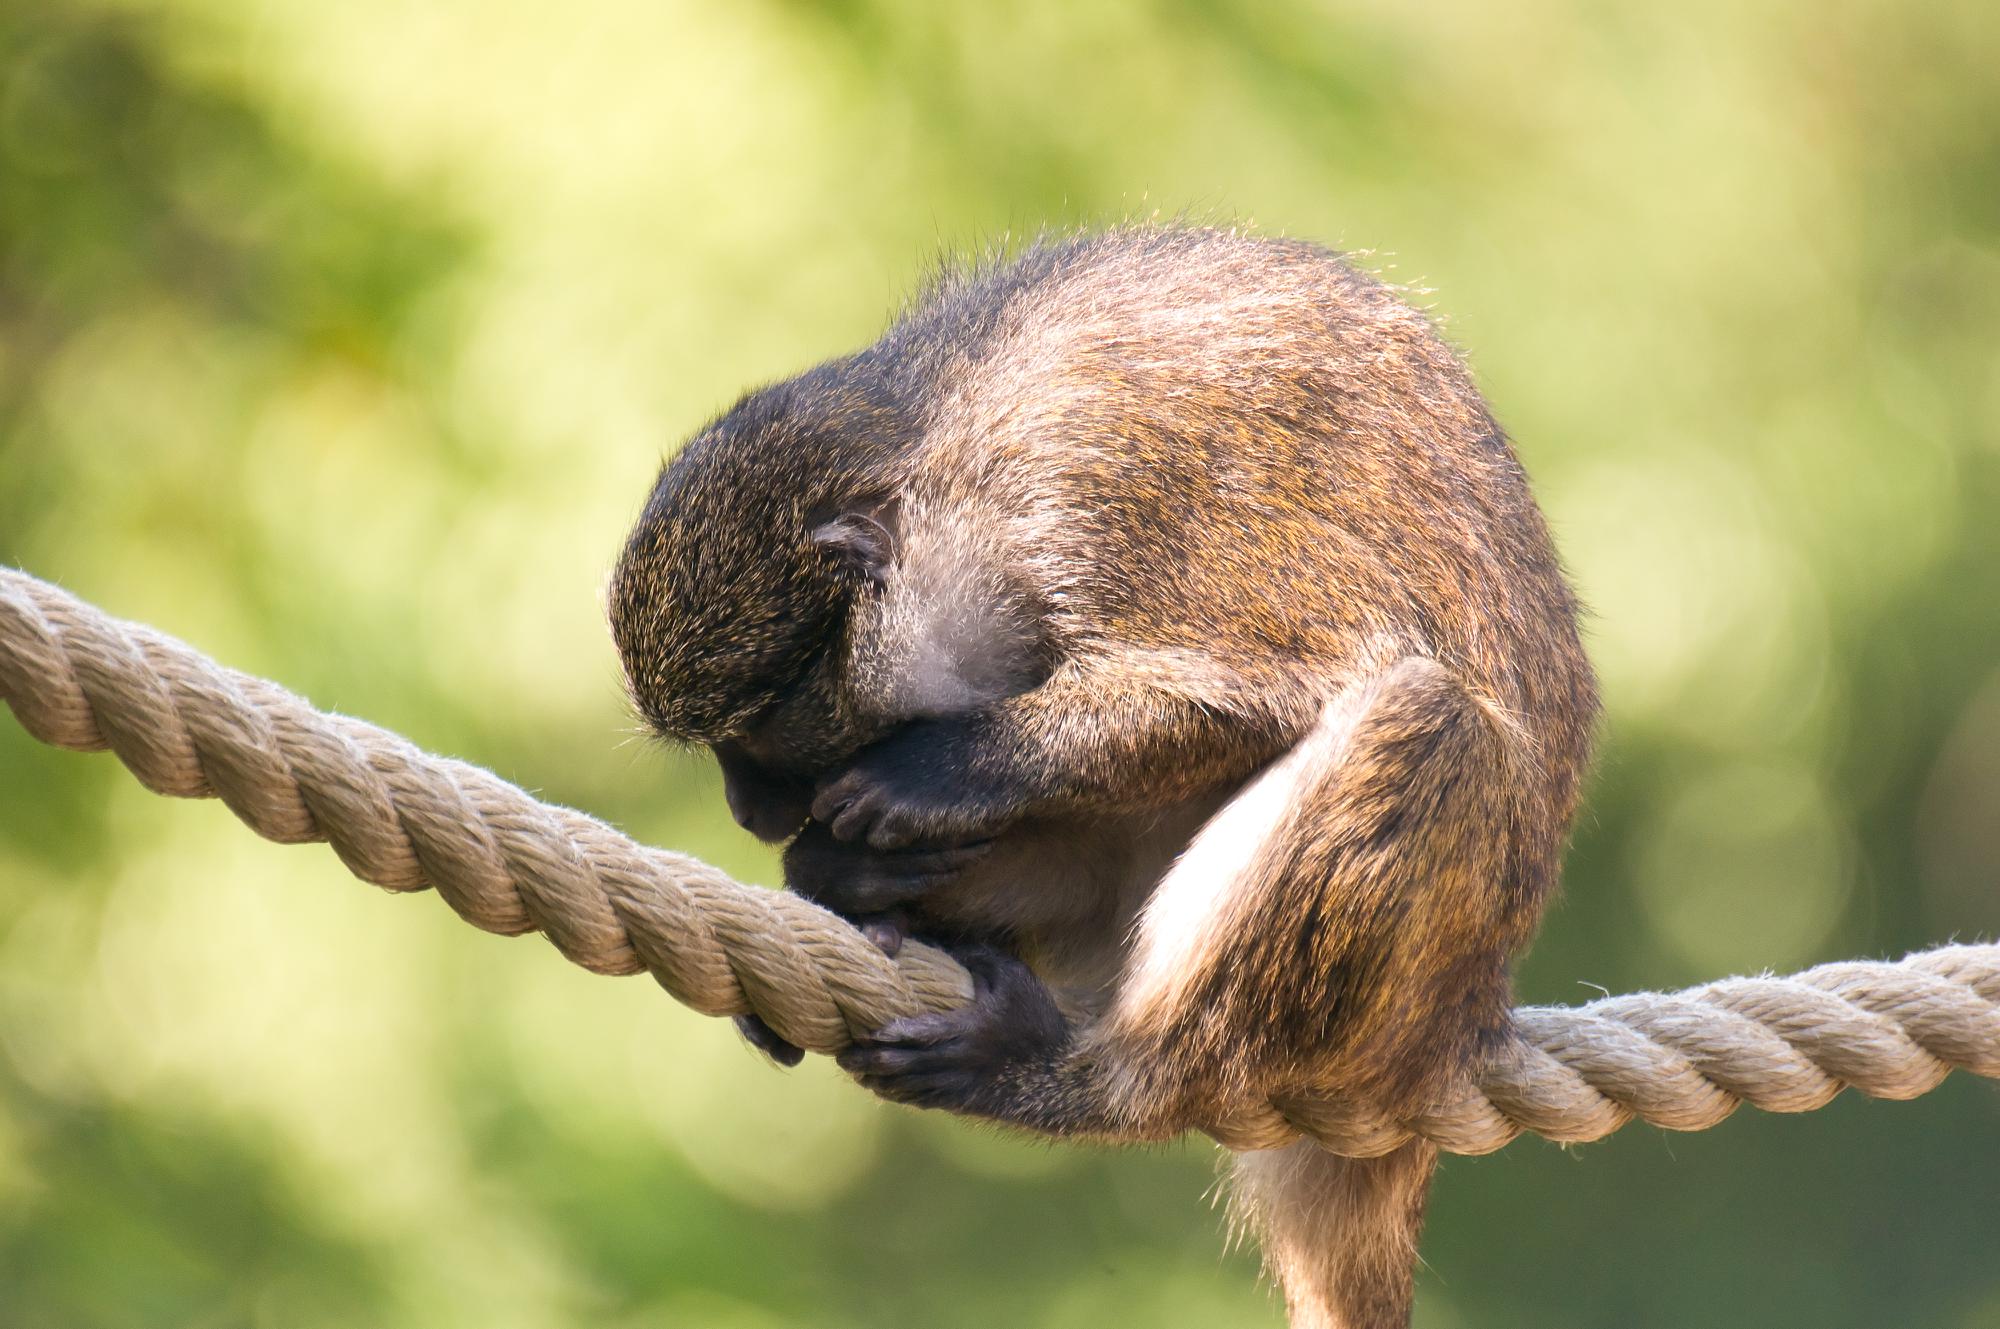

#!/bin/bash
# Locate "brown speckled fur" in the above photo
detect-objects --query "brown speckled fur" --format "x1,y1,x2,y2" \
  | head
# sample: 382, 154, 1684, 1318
608, 226, 1597, 1329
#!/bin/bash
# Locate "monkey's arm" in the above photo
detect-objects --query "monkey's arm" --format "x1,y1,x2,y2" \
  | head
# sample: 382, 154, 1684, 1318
813, 645, 1327, 850
839, 656, 1535, 1136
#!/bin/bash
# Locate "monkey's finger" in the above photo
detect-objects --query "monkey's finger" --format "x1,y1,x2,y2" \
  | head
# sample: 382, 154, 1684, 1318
858, 915, 907, 958
809, 773, 874, 840
864, 803, 1009, 853
837, 1037, 968, 1078
804, 844, 993, 915
841, 1035, 992, 1110
794, 872, 934, 916
851, 1070, 980, 1109
944, 941, 1034, 994
831, 799, 884, 844
885, 839, 993, 872
843, 1008, 971, 1055
733, 1014, 805, 1067
860, 1017, 960, 1049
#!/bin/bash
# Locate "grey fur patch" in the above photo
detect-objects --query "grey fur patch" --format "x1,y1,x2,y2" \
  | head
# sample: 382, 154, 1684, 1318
845, 494, 1046, 720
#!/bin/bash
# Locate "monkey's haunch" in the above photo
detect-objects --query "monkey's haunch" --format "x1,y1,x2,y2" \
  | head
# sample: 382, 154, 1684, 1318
3, 566, 1995, 1157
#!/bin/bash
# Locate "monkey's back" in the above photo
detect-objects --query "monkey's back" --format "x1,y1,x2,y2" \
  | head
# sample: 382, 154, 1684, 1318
889, 227, 1596, 813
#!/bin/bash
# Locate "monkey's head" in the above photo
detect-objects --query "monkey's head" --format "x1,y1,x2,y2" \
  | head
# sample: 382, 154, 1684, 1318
607, 362, 906, 762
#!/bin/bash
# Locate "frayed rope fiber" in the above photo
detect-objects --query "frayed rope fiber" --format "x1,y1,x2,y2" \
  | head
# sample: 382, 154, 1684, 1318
3, 566, 1995, 1157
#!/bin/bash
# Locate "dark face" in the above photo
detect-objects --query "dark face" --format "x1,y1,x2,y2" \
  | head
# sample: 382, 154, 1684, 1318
701, 649, 876, 844
607, 458, 840, 745
608, 361, 912, 835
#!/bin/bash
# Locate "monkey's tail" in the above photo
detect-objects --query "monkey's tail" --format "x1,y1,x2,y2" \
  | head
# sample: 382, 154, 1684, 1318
1227, 1139, 1439, 1329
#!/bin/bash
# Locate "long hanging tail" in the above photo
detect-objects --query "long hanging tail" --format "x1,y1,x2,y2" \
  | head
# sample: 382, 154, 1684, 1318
1229, 1140, 1439, 1329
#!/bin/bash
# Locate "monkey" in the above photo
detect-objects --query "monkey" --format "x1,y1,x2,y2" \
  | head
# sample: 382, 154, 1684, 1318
606, 225, 1597, 1329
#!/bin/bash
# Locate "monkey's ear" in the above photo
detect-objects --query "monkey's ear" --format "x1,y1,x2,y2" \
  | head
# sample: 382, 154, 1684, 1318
809, 505, 896, 585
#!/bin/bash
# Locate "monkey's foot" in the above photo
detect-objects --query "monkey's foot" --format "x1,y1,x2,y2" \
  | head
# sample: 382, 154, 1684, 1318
811, 717, 1029, 850
837, 946, 1069, 1116
783, 820, 991, 916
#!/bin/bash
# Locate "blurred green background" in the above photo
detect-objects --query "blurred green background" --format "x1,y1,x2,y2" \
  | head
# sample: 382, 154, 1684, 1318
2, 1, 1997, 1325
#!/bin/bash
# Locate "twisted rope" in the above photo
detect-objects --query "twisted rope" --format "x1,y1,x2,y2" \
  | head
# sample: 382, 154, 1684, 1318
2, 567, 1995, 1157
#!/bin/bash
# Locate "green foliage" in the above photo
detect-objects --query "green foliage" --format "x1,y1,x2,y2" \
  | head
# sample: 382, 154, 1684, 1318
1, 1, 1996, 1325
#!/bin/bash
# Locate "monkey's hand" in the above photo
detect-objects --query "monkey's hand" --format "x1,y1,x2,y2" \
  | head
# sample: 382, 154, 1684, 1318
782, 819, 992, 918
811, 716, 1030, 850
737, 826, 990, 1069
733, 903, 916, 1068
836, 945, 1069, 1117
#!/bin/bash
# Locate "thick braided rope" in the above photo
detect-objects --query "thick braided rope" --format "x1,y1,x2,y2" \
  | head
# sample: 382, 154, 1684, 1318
2, 567, 1995, 1158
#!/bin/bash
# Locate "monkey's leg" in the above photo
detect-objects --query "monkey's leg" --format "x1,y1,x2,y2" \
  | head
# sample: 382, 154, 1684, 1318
843, 658, 1531, 1325
813, 646, 1322, 850
842, 656, 1529, 1127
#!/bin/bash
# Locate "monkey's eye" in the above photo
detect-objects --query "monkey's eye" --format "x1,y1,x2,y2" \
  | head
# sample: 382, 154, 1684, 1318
809, 510, 893, 586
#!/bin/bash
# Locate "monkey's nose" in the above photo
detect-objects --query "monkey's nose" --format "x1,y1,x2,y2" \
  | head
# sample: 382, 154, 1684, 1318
725, 790, 809, 844
713, 742, 811, 843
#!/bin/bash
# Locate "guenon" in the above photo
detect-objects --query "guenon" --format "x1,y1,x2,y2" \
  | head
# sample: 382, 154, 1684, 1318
607, 225, 1597, 1329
